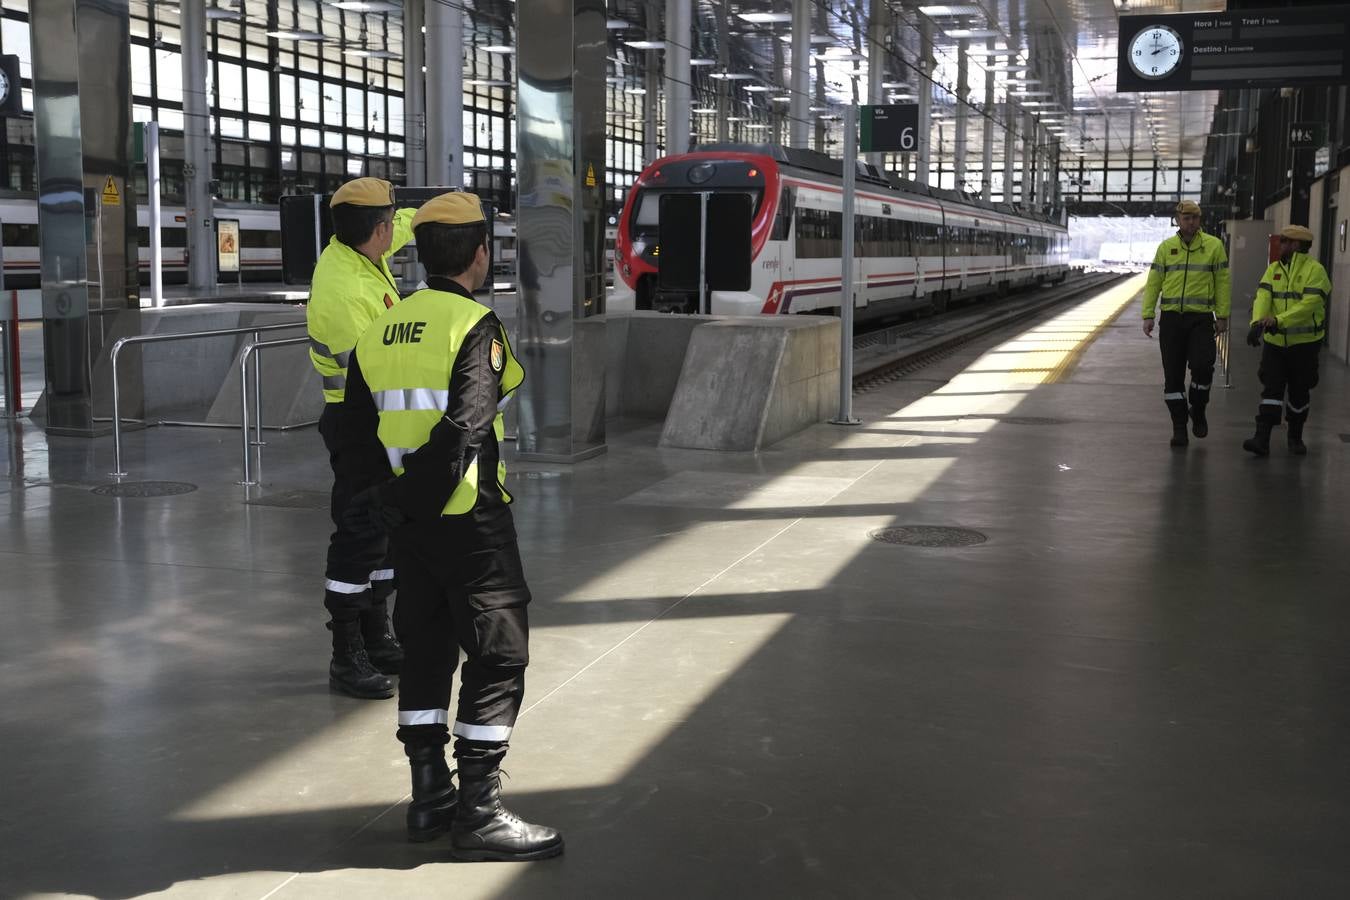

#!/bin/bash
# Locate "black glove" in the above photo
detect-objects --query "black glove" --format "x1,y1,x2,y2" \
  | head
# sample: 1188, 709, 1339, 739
342, 482, 407, 534
1246, 322, 1264, 348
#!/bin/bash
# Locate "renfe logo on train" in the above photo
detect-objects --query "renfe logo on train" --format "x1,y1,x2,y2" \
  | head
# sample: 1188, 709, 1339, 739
383, 321, 427, 345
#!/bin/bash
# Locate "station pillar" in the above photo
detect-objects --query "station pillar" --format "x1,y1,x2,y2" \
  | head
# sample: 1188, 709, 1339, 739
403, 0, 426, 188
514, 0, 607, 462
29, 0, 139, 436
426, 0, 463, 188
788, 0, 810, 149
181, 0, 215, 292
664, 0, 691, 155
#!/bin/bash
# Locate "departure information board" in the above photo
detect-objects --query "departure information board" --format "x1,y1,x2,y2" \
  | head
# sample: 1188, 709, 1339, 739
1117, 5, 1350, 93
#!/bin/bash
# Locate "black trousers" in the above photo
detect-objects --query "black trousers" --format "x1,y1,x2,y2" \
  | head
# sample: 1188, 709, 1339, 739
319, 403, 394, 618
393, 511, 531, 763
1158, 311, 1216, 419
1256, 341, 1320, 426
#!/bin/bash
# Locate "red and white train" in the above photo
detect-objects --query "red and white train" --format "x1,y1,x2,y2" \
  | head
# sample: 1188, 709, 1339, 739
611, 144, 1070, 319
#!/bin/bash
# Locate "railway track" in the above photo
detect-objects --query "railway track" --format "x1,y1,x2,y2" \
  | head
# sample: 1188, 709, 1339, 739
852, 273, 1128, 390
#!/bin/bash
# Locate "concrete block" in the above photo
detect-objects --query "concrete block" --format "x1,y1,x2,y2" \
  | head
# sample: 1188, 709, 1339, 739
660, 316, 839, 451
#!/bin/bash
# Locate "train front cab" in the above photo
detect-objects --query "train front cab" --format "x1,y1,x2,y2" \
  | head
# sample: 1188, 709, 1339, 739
613, 152, 778, 315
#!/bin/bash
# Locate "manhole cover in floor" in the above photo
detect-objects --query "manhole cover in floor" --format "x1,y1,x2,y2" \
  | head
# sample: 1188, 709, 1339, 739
870, 526, 987, 547
92, 481, 198, 498
246, 490, 329, 509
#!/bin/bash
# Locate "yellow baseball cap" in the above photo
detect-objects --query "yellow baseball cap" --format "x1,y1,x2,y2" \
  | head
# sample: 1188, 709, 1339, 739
331, 177, 395, 208
1280, 224, 1314, 242
411, 192, 486, 229
1175, 200, 1202, 216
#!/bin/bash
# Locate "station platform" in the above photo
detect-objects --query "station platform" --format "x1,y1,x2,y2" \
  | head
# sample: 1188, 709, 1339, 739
2, 277, 1348, 898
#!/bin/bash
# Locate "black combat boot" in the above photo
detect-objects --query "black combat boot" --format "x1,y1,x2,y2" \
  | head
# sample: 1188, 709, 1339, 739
1190, 404, 1208, 438
450, 760, 564, 862
407, 745, 458, 842
1287, 418, 1308, 456
1167, 399, 1189, 448
328, 617, 395, 699
1242, 422, 1272, 457
360, 598, 403, 675
1188, 386, 1209, 438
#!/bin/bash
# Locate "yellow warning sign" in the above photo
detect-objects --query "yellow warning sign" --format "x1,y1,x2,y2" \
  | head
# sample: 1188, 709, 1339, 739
101, 176, 120, 206
584, 163, 597, 188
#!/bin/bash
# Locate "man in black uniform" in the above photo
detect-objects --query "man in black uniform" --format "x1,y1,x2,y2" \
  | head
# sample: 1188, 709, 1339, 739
339, 192, 562, 862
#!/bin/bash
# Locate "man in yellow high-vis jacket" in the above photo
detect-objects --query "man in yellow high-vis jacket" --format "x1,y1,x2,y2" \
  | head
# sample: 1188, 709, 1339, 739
1242, 224, 1331, 456
306, 177, 415, 699
1142, 200, 1231, 447
339, 193, 562, 862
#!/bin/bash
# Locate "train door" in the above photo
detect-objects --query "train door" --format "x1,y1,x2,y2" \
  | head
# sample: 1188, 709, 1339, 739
764, 187, 793, 310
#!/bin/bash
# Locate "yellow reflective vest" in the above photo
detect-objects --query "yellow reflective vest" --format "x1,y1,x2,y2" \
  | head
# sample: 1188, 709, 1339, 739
1252, 252, 1331, 347
1142, 230, 1231, 319
306, 207, 415, 403
355, 287, 524, 516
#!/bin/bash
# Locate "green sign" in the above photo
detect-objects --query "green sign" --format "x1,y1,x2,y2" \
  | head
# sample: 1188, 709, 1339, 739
860, 104, 919, 154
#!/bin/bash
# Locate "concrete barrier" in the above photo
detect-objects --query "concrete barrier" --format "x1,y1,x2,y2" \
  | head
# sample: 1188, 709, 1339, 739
658, 316, 839, 451
605, 311, 717, 419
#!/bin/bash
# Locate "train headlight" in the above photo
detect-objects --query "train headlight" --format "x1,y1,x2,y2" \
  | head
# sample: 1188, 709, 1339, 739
688, 163, 715, 184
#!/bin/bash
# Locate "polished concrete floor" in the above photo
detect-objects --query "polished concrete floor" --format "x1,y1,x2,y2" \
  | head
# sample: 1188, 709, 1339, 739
3, 279, 1349, 899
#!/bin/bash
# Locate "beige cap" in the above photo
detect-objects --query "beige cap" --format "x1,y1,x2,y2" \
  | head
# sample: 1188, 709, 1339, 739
412, 192, 485, 229
331, 177, 395, 208
1280, 224, 1314, 243
1175, 200, 1202, 216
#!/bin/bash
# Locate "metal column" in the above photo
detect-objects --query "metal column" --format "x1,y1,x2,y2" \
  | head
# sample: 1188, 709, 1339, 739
865, 0, 887, 169
643, 1, 660, 164
403, 0, 426, 187
664, 0, 691, 155
982, 39, 995, 200
955, 40, 968, 193
181, 0, 214, 291
426, 0, 463, 188
789, 0, 810, 148
30, 0, 139, 435
515, 0, 607, 462
1023, 112, 1035, 206
917, 17, 933, 186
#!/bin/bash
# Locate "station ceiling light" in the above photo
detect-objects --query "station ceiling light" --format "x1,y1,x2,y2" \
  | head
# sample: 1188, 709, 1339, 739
332, 0, 401, 11
607, 19, 631, 29
919, 4, 986, 15
690, 58, 717, 66
743, 85, 772, 92
709, 72, 754, 80
205, 6, 243, 20
692, 107, 718, 113
745, 124, 769, 130
624, 41, 666, 50
344, 48, 399, 58
624, 87, 646, 94
771, 95, 791, 102
945, 28, 1001, 39
465, 79, 511, 87
779, 34, 836, 45
267, 30, 326, 41
482, 46, 515, 54
737, 12, 793, 24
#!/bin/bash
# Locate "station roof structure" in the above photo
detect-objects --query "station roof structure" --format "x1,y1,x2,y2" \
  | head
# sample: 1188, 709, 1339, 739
132, 1, 1222, 175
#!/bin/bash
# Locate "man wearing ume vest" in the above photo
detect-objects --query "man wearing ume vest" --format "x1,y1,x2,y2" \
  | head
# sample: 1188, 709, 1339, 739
338, 192, 562, 862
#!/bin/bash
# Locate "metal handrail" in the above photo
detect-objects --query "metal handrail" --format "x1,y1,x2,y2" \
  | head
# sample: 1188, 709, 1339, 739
109, 321, 305, 476
238, 335, 311, 486
1216, 323, 1232, 388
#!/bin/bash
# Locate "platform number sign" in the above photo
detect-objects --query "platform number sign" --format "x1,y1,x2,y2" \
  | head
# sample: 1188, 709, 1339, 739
860, 104, 919, 154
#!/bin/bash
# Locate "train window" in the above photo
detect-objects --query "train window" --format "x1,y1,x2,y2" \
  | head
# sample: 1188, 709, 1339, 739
770, 187, 794, 241
2, 223, 38, 246
794, 207, 842, 258
633, 190, 665, 227
241, 229, 281, 249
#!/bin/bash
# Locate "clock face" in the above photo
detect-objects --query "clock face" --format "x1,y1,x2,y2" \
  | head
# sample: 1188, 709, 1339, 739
1129, 26, 1183, 80
0, 69, 9, 104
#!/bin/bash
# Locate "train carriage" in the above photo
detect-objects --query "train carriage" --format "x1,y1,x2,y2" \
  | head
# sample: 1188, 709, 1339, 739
611, 143, 1069, 319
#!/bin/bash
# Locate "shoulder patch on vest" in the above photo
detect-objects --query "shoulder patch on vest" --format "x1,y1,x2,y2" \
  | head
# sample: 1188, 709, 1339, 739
1273, 273, 1282, 281
490, 339, 504, 373
383, 293, 394, 309
1170, 248, 1178, 255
